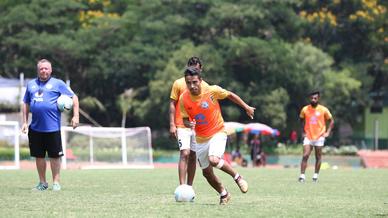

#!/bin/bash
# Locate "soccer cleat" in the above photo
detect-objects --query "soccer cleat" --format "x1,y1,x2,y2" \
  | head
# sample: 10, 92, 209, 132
32, 182, 48, 191
219, 192, 231, 205
312, 178, 318, 183
298, 177, 305, 183
52, 183, 61, 191
235, 175, 248, 193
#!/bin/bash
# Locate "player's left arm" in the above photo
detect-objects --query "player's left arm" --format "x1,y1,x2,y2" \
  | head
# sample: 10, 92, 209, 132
322, 110, 334, 138
71, 95, 79, 129
58, 81, 79, 129
227, 92, 255, 119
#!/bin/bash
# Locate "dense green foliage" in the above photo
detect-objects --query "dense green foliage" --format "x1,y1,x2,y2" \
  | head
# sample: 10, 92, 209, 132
0, 0, 387, 145
0, 168, 387, 217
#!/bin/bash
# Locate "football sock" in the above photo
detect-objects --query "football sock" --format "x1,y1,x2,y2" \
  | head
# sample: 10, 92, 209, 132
313, 173, 319, 179
300, 174, 305, 179
234, 173, 240, 181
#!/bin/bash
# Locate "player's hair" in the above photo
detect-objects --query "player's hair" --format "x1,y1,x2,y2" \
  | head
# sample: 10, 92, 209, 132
187, 56, 202, 69
184, 66, 202, 79
309, 90, 320, 96
37, 59, 52, 70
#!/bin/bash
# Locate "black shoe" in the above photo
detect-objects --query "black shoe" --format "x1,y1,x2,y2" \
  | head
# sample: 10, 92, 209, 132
32, 182, 48, 191
298, 177, 305, 183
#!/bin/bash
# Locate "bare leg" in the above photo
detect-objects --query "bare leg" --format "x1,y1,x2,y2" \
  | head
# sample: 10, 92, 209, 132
202, 166, 224, 193
253, 144, 257, 167
178, 149, 190, 185
261, 153, 267, 167
50, 158, 61, 183
314, 147, 322, 174
208, 156, 237, 178
300, 145, 312, 174
36, 158, 47, 183
187, 150, 196, 186
208, 155, 248, 193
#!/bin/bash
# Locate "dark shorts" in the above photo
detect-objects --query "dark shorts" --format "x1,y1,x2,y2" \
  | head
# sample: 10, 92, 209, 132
28, 127, 63, 158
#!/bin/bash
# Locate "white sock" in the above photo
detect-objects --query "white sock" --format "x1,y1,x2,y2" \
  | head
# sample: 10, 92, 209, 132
234, 173, 240, 180
313, 173, 319, 179
220, 189, 227, 197
299, 174, 305, 179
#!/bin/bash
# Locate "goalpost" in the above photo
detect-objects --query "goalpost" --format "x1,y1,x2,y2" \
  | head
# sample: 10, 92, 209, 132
61, 126, 153, 169
0, 121, 20, 170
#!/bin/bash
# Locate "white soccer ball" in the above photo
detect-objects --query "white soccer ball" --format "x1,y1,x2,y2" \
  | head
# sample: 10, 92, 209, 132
174, 184, 195, 202
57, 95, 73, 112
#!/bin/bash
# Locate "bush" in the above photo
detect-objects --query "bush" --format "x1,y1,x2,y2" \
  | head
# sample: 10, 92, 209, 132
0, 147, 30, 160
153, 149, 177, 159
266, 143, 302, 155
262, 143, 358, 156
153, 136, 177, 150
322, 145, 358, 156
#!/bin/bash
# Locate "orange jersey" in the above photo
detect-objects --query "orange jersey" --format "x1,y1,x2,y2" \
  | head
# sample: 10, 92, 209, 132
300, 104, 332, 140
170, 77, 208, 127
180, 85, 230, 143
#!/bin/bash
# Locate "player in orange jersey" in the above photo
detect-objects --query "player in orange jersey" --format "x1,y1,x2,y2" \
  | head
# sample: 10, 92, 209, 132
180, 67, 255, 205
169, 57, 208, 187
298, 91, 334, 183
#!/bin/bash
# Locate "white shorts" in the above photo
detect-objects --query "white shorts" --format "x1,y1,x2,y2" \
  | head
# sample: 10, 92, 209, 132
196, 132, 227, 169
177, 128, 196, 151
303, 137, 325, 147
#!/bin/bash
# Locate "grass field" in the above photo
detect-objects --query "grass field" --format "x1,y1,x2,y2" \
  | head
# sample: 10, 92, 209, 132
0, 167, 387, 217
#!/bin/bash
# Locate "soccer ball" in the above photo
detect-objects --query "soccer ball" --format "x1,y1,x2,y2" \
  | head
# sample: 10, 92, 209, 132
57, 95, 73, 112
174, 184, 195, 202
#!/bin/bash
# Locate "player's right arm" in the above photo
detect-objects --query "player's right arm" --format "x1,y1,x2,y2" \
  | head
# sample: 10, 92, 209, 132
21, 103, 29, 134
179, 95, 191, 129
169, 99, 177, 139
182, 117, 196, 129
300, 118, 306, 139
169, 79, 181, 139
299, 107, 306, 138
21, 85, 30, 134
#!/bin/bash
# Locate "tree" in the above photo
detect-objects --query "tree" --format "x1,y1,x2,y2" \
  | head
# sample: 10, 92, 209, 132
117, 88, 137, 127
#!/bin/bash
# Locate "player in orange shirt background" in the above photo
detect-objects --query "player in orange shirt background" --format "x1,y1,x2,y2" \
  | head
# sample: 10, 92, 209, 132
180, 67, 255, 205
298, 91, 334, 183
169, 57, 208, 187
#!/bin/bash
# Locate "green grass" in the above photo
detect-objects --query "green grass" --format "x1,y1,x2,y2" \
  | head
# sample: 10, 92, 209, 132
0, 168, 387, 217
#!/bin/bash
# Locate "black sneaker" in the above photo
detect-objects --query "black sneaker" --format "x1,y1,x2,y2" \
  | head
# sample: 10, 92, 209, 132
32, 182, 48, 191
298, 177, 305, 183
312, 178, 318, 183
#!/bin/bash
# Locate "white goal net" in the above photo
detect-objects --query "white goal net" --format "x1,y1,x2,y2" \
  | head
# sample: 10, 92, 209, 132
0, 121, 20, 170
61, 126, 153, 169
